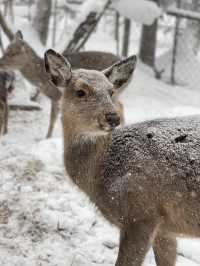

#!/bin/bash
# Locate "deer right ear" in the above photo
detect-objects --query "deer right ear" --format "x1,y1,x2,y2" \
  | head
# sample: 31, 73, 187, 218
44, 49, 72, 87
103, 55, 137, 91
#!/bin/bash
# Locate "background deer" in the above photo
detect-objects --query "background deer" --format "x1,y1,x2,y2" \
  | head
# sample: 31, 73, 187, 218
0, 70, 15, 136
45, 49, 200, 266
0, 31, 126, 138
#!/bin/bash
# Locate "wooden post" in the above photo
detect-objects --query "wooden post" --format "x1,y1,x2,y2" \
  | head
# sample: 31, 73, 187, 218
171, 0, 181, 85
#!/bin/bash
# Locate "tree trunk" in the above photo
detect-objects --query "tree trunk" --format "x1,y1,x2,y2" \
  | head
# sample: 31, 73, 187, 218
139, 0, 158, 67
189, 0, 200, 54
122, 18, 131, 57
115, 11, 120, 56
4, 0, 14, 23
33, 0, 52, 46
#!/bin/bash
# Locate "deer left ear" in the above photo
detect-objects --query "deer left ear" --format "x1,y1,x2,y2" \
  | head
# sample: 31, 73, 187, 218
44, 49, 72, 87
103, 55, 137, 90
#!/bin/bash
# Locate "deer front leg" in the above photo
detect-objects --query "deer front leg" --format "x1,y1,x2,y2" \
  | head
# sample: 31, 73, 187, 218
46, 100, 59, 138
0, 101, 4, 135
116, 221, 158, 266
153, 232, 177, 266
3, 103, 8, 135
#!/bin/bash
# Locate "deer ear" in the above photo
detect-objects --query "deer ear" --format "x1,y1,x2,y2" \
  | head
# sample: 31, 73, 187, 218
44, 49, 72, 87
103, 55, 137, 91
15, 30, 23, 40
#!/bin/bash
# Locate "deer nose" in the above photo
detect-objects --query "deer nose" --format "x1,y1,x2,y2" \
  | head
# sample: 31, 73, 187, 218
105, 112, 120, 128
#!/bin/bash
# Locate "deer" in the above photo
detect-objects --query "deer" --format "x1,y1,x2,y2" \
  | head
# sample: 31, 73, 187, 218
0, 70, 15, 136
45, 48, 200, 266
0, 30, 125, 138
0, 98, 6, 135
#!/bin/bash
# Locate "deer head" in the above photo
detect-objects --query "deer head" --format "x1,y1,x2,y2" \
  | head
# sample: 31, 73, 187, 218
44, 49, 136, 135
0, 31, 28, 70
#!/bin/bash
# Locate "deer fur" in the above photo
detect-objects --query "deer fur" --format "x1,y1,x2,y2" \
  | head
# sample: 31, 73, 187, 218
0, 70, 15, 136
0, 31, 124, 138
45, 49, 200, 266
0, 99, 6, 135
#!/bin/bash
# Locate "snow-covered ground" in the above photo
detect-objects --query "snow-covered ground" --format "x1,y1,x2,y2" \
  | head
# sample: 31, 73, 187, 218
1, 62, 200, 266
1, 3, 200, 265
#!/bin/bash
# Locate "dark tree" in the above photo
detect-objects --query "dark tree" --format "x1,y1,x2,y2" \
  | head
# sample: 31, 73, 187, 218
139, 0, 158, 67
122, 18, 131, 57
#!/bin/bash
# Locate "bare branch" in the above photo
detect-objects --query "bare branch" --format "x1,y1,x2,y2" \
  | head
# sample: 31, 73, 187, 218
63, 0, 111, 53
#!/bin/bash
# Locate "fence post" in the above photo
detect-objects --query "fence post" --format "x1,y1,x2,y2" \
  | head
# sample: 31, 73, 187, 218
171, 0, 181, 84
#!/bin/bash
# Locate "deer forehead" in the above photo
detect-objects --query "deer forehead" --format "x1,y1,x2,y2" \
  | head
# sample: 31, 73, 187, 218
73, 69, 113, 91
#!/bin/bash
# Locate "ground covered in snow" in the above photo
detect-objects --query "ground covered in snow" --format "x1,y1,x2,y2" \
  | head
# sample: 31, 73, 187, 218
1, 64, 200, 266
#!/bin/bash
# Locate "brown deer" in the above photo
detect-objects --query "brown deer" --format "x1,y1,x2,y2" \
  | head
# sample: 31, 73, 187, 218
45, 49, 200, 266
0, 31, 125, 138
0, 99, 6, 135
0, 70, 15, 136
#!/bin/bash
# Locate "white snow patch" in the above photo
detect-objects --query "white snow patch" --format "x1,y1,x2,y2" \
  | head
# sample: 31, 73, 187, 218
114, 0, 162, 25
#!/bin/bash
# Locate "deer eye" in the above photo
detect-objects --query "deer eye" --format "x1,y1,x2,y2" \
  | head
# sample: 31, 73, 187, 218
76, 89, 86, 98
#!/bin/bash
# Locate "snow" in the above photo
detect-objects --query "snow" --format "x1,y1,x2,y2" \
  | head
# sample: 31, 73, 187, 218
1, 2, 200, 266
114, 0, 162, 25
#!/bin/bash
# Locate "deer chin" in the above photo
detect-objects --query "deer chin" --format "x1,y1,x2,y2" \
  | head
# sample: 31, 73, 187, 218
98, 122, 119, 133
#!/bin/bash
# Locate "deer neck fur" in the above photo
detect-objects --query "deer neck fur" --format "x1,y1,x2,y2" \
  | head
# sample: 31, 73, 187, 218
20, 42, 47, 86
63, 122, 111, 201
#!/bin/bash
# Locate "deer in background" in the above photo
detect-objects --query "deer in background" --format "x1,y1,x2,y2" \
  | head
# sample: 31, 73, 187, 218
45, 49, 200, 266
0, 70, 15, 136
0, 31, 126, 138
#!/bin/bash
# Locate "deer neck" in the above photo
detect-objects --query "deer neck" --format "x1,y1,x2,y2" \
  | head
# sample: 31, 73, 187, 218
63, 124, 110, 199
20, 43, 45, 86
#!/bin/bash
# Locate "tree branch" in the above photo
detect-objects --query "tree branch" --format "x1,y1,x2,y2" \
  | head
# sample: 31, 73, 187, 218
63, 0, 111, 53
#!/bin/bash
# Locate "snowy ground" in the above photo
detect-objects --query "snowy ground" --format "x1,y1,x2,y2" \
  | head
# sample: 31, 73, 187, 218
1, 63, 200, 266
